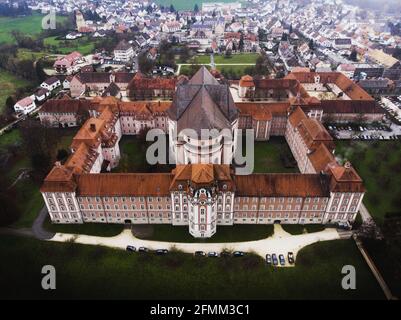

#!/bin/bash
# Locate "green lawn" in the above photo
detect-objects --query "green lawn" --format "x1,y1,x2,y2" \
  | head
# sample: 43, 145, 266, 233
12, 180, 44, 228
0, 70, 31, 114
43, 217, 124, 237
0, 128, 78, 228
282, 224, 326, 235
192, 53, 260, 65
335, 140, 401, 225
16, 49, 51, 61
0, 235, 383, 299
113, 136, 173, 173
44, 36, 96, 55
0, 129, 22, 152
245, 137, 298, 173
0, 13, 68, 44
137, 224, 274, 243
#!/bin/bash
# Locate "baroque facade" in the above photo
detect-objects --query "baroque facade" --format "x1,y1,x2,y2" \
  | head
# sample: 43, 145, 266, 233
40, 67, 375, 238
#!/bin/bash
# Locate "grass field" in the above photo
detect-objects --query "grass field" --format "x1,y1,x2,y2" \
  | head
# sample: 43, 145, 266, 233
137, 224, 274, 243
44, 36, 96, 55
43, 217, 124, 237
0, 70, 31, 114
249, 138, 298, 173
16, 49, 50, 61
335, 140, 401, 225
0, 129, 22, 152
0, 13, 68, 44
0, 235, 383, 299
113, 136, 174, 173
192, 53, 260, 64
0, 127, 78, 228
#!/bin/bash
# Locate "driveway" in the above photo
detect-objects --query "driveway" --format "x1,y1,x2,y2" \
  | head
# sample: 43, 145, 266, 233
48, 224, 341, 267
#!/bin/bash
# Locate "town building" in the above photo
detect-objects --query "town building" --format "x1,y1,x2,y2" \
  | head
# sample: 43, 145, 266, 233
113, 40, 135, 62
14, 96, 36, 115
53, 52, 83, 74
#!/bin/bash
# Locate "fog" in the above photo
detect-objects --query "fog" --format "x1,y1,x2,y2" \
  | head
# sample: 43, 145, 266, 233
344, 0, 401, 13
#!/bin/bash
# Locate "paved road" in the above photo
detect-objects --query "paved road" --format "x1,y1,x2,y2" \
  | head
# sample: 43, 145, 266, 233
32, 206, 55, 240
354, 235, 397, 300
359, 203, 373, 223
48, 225, 342, 267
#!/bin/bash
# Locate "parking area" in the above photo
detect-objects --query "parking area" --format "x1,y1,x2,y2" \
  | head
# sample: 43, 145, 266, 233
380, 97, 401, 123
326, 122, 401, 141
48, 224, 342, 267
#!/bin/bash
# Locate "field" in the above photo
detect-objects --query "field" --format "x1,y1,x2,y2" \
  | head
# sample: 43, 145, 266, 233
16, 49, 51, 61
0, 127, 78, 228
0, 235, 383, 299
0, 13, 68, 44
0, 70, 31, 114
44, 36, 96, 55
191, 53, 260, 64
335, 140, 401, 225
155, 0, 240, 11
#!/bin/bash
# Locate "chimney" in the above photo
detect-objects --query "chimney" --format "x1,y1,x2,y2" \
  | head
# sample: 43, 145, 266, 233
90, 123, 96, 132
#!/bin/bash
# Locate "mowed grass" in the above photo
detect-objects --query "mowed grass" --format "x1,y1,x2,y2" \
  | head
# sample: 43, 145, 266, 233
0, 13, 68, 44
0, 235, 383, 299
0, 70, 31, 114
138, 224, 274, 243
43, 216, 124, 237
113, 135, 173, 173
44, 36, 96, 55
239, 137, 298, 173
335, 140, 401, 225
192, 53, 260, 64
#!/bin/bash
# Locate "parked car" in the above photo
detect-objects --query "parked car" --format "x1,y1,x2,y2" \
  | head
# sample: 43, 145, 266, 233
233, 251, 245, 257
272, 254, 278, 266
279, 254, 285, 266
155, 249, 168, 255
220, 250, 231, 257
208, 252, 219, 258
337, 221, 352, 230
194, 251, 206, 257
138, 247, 148, 253
126, 245, 136, 252
266, 254, 272, 265
287, 252, 295, 264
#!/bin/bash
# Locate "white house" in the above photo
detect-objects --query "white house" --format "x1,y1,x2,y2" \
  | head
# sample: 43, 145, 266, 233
35, 88, 50, 102
114, 40, 134, 62
14, 96, 36, 115
63, 76, 73, 90
66, 32, 82, 40
41, 77, 61, 92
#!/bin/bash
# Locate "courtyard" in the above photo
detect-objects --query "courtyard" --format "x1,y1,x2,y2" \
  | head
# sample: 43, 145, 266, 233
113, 135, 297, 174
